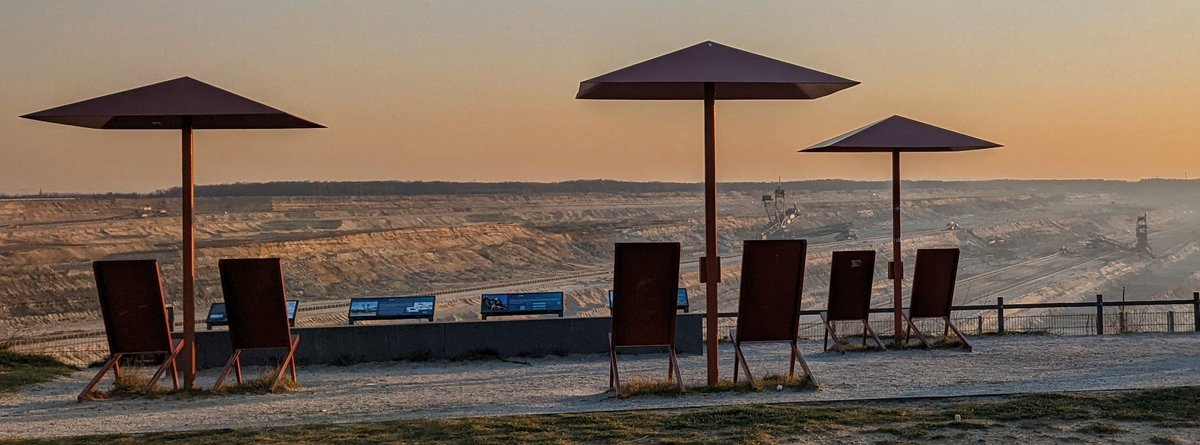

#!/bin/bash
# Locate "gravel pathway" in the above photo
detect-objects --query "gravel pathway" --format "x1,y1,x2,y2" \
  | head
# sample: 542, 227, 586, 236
1, 333, 1197, 439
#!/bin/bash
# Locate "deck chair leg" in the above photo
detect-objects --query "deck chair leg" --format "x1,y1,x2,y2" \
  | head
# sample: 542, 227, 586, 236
213, 350, 243, 391
609, 334, 620, 396
946, 317, 973, 352
234, 355, 244, 384
77, 353, 122, 402
820, 313, 844, 354
112, 358, 121, 380
904, 310, 930, 349
862, 323, 867, 347
287, 335, 300, 385
734, 340, 754, 387
864, 322, 887, 351
790, 341, 819, 389
270, 335, 300, 392
669, 346, 684, 393
730, 330, 740, 383
146, 340, 185, 393
788, 340, 797, 378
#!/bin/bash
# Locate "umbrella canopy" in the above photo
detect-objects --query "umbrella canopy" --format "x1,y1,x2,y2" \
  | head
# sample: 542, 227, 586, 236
21, 77, 323, 129
801, 115, 1000, 341
21, 76, 322, 389
577, 41, 858, 100
579, 41, 857, 385
803, 115, 999, 152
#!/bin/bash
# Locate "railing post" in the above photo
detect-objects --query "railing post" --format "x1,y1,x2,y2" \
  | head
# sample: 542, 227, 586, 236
1167, 311, 1175, 333
997, 297, 1005, 335
977, 315, 983, 335
1096, 294, 1104, 335
1193, 292, 1199, 332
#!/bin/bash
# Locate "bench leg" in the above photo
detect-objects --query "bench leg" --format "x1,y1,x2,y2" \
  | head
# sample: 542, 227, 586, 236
77, 353, 123, 402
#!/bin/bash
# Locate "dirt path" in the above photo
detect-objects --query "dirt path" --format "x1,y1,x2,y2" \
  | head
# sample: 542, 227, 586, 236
1, 333, 1196, 439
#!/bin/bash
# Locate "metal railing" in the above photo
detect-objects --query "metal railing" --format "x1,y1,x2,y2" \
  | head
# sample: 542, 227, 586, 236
712, 292, 1200, 341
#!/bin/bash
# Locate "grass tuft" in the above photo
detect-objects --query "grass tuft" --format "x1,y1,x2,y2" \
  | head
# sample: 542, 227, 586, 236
618, 378, 683, 398
0, 349, 76, 394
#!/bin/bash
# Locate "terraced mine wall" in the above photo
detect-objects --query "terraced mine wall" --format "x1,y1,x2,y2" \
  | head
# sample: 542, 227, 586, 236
180, 313, 705, 368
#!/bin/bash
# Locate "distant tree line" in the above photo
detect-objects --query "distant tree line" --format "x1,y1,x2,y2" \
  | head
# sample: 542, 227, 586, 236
3, 178, 1197, 199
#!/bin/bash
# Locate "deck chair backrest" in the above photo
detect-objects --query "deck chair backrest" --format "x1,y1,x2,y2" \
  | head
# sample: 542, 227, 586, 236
93, 260, 173, 354
735, 240, 807, 342
909, 248, 960, 318
218, 258, 292, 350
825, 250, 876, 321
611, 242, 681, 347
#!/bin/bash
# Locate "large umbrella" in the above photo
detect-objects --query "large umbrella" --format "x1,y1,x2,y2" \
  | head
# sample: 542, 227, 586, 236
800, 115, 1000, 341
578, 41, 858, 385
21, 76, 323, 388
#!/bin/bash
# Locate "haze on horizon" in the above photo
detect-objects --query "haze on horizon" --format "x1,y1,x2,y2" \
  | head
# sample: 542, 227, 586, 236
1, 1, 1198, 194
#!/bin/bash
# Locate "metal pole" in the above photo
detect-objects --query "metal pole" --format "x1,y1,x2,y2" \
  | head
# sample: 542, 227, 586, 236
1193, 292, 1199, 332
996, 297, 1005, 335
1095, 294, 1104, 335
1167, 311, 1175, 333
181, 118, 196, 388
892, 150, 903, 340
702, 82, 719, 386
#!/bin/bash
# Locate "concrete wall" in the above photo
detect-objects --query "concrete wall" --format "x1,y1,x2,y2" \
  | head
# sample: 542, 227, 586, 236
179, 314, 704, 369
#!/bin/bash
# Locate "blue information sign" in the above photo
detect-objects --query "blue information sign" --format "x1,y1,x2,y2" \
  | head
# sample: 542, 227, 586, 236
207, 299, 299, 330
480, 291, 564, 319
348, 295, 436, 324
608, 288, 690, 312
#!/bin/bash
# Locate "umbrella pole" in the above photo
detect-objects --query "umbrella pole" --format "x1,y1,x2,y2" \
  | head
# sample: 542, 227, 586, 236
891, 150, 903, 342
181, 119, 197, 388
703, 82, 719, 386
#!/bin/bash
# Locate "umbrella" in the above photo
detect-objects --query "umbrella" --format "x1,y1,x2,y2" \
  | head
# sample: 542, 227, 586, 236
801, 115, 1001, 341
579, 41, 858, 385
22, 76, 323, 388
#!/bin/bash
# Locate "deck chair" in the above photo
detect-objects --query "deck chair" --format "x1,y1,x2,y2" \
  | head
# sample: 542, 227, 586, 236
821, 250, 886, 353
212, 258, 300, 392
903, 248, 972, 351
80, 260, 183, 402
609, 242, 683, 397
731, 240, 819, 388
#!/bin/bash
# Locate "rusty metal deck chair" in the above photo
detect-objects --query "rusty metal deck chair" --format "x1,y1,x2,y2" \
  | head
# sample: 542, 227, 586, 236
609, 242, 683, 397
79, 260, 183, 402
903, 248, 972, 351
821, 250, 886, 353
212, 258, 300, 392
731, 240, 819, 388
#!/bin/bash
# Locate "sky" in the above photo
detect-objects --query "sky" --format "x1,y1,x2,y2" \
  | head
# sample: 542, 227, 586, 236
1, 1, 1198, 194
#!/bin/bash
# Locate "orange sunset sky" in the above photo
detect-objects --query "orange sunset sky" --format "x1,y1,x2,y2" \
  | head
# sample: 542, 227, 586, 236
1, 1, 1198, 194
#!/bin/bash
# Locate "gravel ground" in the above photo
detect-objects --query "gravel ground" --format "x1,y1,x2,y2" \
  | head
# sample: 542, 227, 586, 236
1, 333, 1197, 439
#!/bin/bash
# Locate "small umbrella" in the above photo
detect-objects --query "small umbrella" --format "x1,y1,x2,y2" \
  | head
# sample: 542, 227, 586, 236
22, 76, 323, 388
800, 115, 1001, 341
579, 41, 858, 385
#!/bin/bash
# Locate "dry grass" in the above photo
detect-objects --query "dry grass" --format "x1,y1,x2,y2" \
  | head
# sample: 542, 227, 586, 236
2, 386, 1197, 444
621, 374, 814, 399
82, 366, 300, 401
